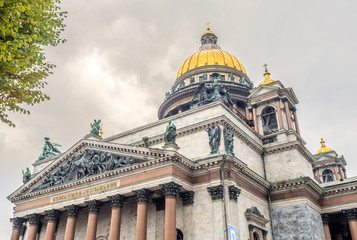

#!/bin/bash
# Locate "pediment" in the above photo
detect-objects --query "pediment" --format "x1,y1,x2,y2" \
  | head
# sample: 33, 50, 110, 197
248, 84, 281, 99
8, 139, 174, 202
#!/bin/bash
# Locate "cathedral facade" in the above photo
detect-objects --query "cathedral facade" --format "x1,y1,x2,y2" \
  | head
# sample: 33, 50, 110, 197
8, 27, 357, 240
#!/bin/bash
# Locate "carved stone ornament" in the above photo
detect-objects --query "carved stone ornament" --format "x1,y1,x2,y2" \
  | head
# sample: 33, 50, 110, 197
108, 194, 125, 209
45, 209, 60, 222
85, 200, 102, 214
343, 208, 357, 221
34, 149, 141, 191
228, 185, 241, 201
245, 207, 265, 219
133, 189, 153, 203
160, 181, 182, 198
262, 230, 268, 236
321, 214, 329, 225
179, 191, 195, 206
10, 217, 26, 229
248, 224, 255, 231
64, 205, 80, 218
27, 213, 42, 226
153, 197, 165, 211
207, 185, 224, 200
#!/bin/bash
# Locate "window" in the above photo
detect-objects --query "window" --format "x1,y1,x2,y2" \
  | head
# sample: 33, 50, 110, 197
261, 107, 278, 135
177, 229, 183, 240
322, 169, 334, 182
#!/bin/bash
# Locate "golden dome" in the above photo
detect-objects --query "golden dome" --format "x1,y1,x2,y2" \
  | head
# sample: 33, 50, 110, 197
316, 137, 333, 154
176, 49, 247, 79
176, 27, 247, 79
258, 64, 276, 86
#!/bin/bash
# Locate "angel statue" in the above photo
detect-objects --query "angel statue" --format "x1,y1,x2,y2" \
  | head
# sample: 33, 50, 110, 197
90, 119, 101, 136
224, 127, 234, 155
206, 125, 221, 154
164, 120, 177, 145
22, 167, 31, 183
37, 137, 62, 161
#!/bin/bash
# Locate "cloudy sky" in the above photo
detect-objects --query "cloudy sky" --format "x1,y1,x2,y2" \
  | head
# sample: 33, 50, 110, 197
1, 0, 357, 237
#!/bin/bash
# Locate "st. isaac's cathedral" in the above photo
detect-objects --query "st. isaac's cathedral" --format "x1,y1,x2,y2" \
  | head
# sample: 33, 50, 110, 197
8, 27, 357, 240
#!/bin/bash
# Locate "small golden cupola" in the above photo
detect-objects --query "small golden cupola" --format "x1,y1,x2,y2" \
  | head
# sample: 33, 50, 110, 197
316, 137, 333, 154
258, 64, 276, 86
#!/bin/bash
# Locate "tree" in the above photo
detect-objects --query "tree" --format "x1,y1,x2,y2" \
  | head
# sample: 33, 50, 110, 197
0, 0, 67, 127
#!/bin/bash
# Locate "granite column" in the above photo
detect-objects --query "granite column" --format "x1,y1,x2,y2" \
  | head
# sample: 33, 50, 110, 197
26, 214, 41, 240
321, 214, 332, 240
10, 217, 25, 240
44, 210, 60, 240
85, 200, 101, 240
133, 189, 153, 240
108, 194, 125, 240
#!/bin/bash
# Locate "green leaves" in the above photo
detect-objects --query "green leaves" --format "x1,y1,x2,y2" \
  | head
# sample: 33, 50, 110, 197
0, 0, 67, 127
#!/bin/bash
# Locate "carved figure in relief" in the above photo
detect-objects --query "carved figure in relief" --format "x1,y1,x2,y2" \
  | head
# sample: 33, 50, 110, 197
206, 125, 221, 154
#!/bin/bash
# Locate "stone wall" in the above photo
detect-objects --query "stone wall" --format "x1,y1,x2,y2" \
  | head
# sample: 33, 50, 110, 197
271, 204, 325, 240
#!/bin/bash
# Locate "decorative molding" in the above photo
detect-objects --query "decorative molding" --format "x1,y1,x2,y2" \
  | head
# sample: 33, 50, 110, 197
133, 189, 153, 203
160, 181, 182, 198
27, 213, 42, 226
207, 185, 224, 200
153, 197, 165, 211
248, 224, 255, 231
228, 185, 241, 201
179, 191, 195, 206
245, 207, 269, 227
321, 214, 329, 225
10, 217, 25, 229
85, 200, 102, 214
107, 194, 125, 209
343, 208, 357, 221
64, 205, 80, 218
262, 230, 268, 236
45, 209, 60, 222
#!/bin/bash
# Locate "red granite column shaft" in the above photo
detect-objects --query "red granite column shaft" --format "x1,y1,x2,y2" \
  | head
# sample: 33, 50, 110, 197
160, 182, 182, 240
133, 189, 153, 240
108, 194, 125, 240
252, 106, 259, 133
321, 214, 332, 240
262, 230, 268, 240
165, 198, 177, 240
343, 209, 357, 240
292, 111, 301, 135
85, 200, 101, 240
248, 225, 254, 240
339, 167, 344, 180
64, 205, 80, 240
44, 210, 59, 240
136, 203, 148, 240
275, 98, 284, 129
10, 218, 25, 240
245, 107, 250, 119
316, 170, 320, 181
26, 214, 41, 240
283, 100, 293, 129
333, 166, 339, 180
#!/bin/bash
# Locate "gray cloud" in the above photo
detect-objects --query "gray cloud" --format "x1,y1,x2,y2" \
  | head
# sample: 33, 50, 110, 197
1, 0, 357, 237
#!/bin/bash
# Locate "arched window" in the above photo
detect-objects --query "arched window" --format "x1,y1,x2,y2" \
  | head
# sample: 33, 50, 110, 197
322, 169, 335, 182
254, 232, 260, 240
177, 229, 184, 240
261, 107, 278, 135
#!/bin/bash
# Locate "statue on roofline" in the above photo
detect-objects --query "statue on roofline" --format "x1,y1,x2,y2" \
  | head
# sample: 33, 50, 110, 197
164, 120, 177, 146
22, 167, 31, 183
90, 119, 101, 136
37, 137, 62, 161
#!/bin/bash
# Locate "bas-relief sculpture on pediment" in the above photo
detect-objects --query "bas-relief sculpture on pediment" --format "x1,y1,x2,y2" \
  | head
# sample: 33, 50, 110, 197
33, 148, 144, 192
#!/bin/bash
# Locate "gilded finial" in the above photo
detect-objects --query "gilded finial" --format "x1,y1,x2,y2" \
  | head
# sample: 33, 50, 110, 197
263, 64, 270, 80
320, 136, 326, 148
206, 21, 211, 30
